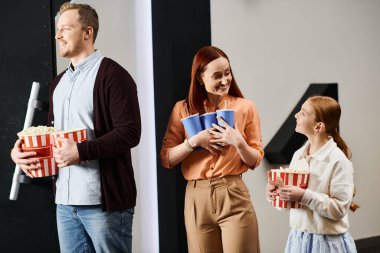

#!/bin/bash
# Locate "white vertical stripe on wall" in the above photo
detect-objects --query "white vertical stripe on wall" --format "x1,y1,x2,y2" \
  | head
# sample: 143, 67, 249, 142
211, 0, 380, 252
134, 0, 159, 252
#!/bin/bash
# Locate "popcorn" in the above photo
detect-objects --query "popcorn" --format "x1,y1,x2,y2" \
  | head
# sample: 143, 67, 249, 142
17, 126, 59, 137
268, 167, 310, 209
274, 166, 309, 174
17, 126, 60, 177
17, 126, 88, 177
52, 128, 88, 148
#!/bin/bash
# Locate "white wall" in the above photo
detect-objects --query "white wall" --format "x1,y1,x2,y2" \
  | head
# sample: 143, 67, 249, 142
56, 1, 136, 75
211, 0, 380, 252
56, 1, 158, 252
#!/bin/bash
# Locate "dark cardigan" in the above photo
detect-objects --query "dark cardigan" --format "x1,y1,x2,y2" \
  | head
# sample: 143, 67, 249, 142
48, 58, 141, 211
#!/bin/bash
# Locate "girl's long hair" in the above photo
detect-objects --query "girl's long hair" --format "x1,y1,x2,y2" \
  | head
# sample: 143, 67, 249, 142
307, 96, 359, 211
307, 96, 352, 159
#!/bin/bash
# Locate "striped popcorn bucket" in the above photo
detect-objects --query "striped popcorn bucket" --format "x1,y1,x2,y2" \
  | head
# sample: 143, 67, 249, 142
19, 133, 57, 177
268, 170, 309, 208
52, 128, 88, 148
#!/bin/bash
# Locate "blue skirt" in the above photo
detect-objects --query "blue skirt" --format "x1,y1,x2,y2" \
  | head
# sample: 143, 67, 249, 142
284, 229, 357, 253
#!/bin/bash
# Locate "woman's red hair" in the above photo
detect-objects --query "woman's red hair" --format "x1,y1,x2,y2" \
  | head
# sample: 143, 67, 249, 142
187, 46, 243, 114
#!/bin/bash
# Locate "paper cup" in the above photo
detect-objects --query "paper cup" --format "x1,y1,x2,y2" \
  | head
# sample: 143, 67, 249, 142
200, 112, 217, 129
216, 109, 234, 128
19, 132, 57, 177
268, 170, 309, 208
181, 114, 203, 137
52, 128, 88, 148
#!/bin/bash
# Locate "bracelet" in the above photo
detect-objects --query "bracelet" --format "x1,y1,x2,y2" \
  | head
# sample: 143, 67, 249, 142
184, 139, 195, 152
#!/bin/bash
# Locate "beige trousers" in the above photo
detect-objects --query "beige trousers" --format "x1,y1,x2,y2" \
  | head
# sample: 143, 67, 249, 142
184, 175, 260, 253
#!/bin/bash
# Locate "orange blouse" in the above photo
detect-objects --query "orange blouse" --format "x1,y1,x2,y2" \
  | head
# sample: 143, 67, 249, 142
160, 95, 264, 180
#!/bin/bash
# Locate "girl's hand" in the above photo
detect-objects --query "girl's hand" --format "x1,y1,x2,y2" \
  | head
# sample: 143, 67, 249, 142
266, 181, 278, 201
278, 185, 305, 202
209, 117, 244, 148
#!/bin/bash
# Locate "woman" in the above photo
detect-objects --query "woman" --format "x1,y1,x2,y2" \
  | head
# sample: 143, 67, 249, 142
266, 96, 357, 253
160, 46, 264, 253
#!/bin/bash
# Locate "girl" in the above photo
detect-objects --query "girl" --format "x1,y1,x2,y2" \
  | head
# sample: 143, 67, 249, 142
161, 46, 264, 253
266, 96, 357, 253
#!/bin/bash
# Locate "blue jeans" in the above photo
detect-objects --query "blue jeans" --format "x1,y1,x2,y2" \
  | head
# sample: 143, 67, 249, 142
56, 204, 134, 253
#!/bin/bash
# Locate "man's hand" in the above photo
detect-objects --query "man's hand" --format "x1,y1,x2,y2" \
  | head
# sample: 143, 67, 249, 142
53, 137, 80, 168
10, 139, 39, 177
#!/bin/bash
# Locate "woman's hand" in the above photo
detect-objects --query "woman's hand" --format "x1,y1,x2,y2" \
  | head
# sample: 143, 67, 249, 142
10, 139, 39, 177
209, 117, 244, 148
167, 128, 227, 166
209, 117, 259, 167
278, 185, 305, 202
266, 181, 278, 201
189, 129, 227, 155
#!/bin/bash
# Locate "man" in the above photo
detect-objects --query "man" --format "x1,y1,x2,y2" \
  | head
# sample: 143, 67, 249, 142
10, 3, 141, 253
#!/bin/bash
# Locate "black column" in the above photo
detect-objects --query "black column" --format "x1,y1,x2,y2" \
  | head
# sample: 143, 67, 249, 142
152, 0, 211, 252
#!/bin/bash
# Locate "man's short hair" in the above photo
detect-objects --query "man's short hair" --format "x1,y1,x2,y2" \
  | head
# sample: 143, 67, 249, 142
59, 2, 99, 42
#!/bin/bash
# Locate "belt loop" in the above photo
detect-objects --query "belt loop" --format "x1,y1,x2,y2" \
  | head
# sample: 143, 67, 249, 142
193, 180, 197, 188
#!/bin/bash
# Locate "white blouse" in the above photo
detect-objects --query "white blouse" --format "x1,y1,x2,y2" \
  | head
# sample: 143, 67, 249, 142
289, 138, 355, 235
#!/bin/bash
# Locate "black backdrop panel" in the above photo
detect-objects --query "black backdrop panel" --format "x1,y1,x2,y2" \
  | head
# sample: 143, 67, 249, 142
0, 0, 64, 252
152, 0, 211, 252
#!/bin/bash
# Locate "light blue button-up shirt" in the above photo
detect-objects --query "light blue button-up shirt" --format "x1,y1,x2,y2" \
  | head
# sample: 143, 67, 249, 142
53, 50, 103, 205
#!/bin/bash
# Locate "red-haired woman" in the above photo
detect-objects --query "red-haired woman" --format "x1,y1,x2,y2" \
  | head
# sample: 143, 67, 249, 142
160, 46, 264, 253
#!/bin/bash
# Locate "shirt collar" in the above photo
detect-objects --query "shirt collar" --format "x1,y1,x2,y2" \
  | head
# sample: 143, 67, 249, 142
298, 138, 337, 162
66, 50, 102, 78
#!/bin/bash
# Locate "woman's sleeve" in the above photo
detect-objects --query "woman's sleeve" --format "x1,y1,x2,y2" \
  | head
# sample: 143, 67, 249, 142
300, 159, 354, 221
160, 102, 185, 168
245, 101, 264, 169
